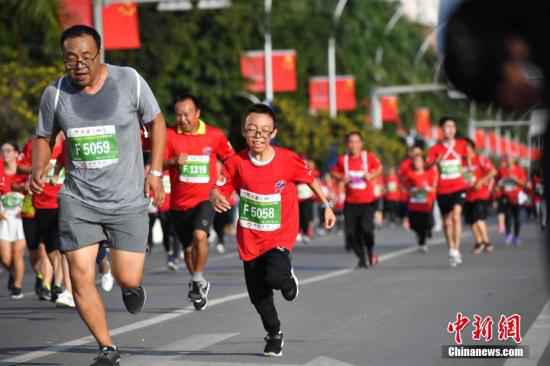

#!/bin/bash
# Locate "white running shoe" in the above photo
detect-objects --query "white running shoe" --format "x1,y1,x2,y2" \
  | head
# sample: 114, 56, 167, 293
56, 290, 75, 308
454, 251, 463, 264
418, 245, 429, 253
101, 271, 115, 292
216, 243, 226, 254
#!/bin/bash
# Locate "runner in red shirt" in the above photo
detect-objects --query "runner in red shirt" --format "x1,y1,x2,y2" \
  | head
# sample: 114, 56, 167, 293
463, 139, 496, 254
399, 144, 425, 230
384, 167, 401, 226
297, 159, 318, 243
210, 104, 335, 357
164, 94, 235, 310
497, 155, 527, 246
0, 142, 28, 299
405, 154, 438, 252
331, 132, 383, 268
427, 117, 468, 267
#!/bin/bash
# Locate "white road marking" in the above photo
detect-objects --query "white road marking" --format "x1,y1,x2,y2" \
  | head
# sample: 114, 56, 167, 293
502, 298, 550, 366
124, 333, 240, 366
0, 232, 461, 364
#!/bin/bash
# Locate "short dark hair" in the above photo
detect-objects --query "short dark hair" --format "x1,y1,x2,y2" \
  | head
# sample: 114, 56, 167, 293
464, 137, 476, 149
243, 103, 277, 129
2, 141, 20, 153
176, 94, 201, 111
438, 116, 456, 127
345, 131, 363, 142
60, 25, 101, 51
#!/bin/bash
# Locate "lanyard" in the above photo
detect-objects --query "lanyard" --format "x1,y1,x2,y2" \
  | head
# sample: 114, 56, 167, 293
344, 151, 367, 177
442, 140, 461, 161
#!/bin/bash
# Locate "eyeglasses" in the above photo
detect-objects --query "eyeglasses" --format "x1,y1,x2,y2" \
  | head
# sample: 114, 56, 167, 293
63, 52, 99, 69
244, 128, 274, 137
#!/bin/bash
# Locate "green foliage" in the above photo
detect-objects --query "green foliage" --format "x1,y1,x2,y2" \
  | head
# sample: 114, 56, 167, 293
0, 0, 466, 162
0, 63, 64, 142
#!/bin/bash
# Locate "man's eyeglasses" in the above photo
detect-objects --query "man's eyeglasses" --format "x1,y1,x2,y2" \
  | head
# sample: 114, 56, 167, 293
244, 128, 274, 137
63, 52, 99, 69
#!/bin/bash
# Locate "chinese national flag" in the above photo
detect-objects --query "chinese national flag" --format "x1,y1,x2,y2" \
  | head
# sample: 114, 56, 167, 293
59, 0, 93, 29
531, 148, 542, 160
381, 96, 399, 123
59, 1, 140, 49
308, 76, 357, 112
474, 129, 485, 150
103, 2, 141, 50
488, 132, 498, 154
240, 50, 297, 92
415, 108, 431, 139
519, 144, 529, 159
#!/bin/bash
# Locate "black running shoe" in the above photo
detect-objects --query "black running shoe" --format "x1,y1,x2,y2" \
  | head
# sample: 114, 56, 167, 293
90, 346, 120, 366
10, 287, 23, 300
51, 284, 64, 303
281, 269, 299, 302
39, 286, 52, 301
188, 281, 210, 311
122, 286, 146, 314
355, 260, 368, 269
264, 331, 284, 357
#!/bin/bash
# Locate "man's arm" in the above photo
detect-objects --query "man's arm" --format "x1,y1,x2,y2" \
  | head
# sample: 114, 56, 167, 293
146, 113, 167, 206
30, 137, 53, 194
307, 178, 336, 229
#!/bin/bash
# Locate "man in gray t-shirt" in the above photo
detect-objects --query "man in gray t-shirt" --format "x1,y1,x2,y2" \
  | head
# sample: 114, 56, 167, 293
31, 25, 166, 366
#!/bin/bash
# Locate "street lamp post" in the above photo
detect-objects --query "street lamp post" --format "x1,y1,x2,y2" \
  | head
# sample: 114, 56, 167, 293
328, 0, 349, 119
264, 0, 273, 104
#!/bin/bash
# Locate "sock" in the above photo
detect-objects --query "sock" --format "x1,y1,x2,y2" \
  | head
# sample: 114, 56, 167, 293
192, 272, 206, 285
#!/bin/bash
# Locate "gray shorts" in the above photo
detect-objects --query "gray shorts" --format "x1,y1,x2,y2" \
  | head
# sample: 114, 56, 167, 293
58, 194, 149, 253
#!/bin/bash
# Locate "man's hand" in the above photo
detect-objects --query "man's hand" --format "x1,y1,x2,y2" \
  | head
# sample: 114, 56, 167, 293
145, 175, 164, 207
210, 189, 232, 213
0, 212, 6, 221
177, 153, 188, 166
30, 170, 46, 194
323, 207, 336, 229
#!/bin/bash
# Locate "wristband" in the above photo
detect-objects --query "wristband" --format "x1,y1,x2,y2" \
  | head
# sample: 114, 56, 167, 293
149, 170, 162, 177
321, 202, 331, 209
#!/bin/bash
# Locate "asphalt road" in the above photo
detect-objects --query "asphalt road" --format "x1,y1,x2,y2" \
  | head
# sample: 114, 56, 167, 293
0, 219, 548, 366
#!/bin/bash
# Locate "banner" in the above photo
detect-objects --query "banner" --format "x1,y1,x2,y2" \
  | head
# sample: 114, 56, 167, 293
59, 1, 140, 50
415, 108, 431, 139
380, 95, 399, 123
308, 76, 357, 112
103, 2, 141, 50
474, 129, 485, 150
59, 0, 93, 29
240, 50, 297, 93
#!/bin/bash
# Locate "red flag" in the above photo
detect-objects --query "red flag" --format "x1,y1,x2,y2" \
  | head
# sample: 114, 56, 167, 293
308, 76, 357, 112
103, 2, 141, 50
531, 148, 542, 160
474, 129, 485, 150
240, 50, 297, 93
59, 0, 93, 29
415, 108, 431, 139
519, 144, 529, 159
488, 132, 498, 154
381, 96, 399, 123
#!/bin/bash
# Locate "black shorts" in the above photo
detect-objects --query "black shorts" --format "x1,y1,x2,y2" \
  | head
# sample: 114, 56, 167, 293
170, 201, 214, 249
343, 202, 377, 237
437, 191, 466, 216
464, 200, 489, 225
408, 211, 433, 235
397, 202, 408, 219
24, 209, 60, 253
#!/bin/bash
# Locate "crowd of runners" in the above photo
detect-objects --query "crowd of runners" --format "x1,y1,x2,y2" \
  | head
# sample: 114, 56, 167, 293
0, 25, 544, 365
